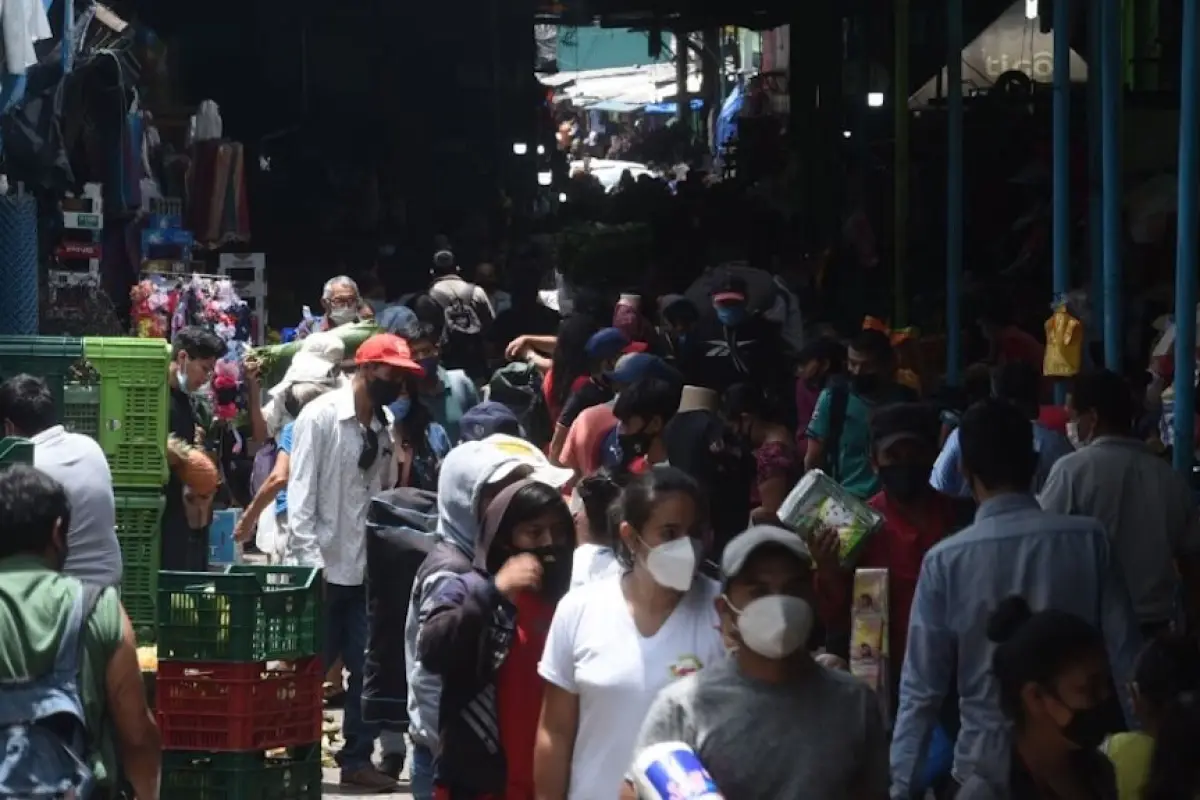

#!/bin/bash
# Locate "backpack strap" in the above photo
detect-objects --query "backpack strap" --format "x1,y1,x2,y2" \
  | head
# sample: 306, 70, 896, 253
824, 383, 851, 482
53, 581, 103, 679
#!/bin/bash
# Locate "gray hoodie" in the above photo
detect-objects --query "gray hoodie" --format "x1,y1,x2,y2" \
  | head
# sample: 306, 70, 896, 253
403, 441, 528, 750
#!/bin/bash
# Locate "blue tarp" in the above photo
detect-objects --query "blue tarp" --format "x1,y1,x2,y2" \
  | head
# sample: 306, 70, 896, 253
714, 83, 743, 154
644, 98, 704, 114
586, 99, 644, 113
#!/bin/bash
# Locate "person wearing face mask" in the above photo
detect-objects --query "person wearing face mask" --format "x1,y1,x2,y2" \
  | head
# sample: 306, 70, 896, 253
284, 333, 423, 791
321, 275, 369, 330
599, 377, 681, 475
419, 479, 575, 800
793, 337, 846, 460
656, 294, 699, 367
380, 303, 480, 443
388, 374, 451, 493
0, 466, 162, 800
813, 403, 971, 673
806, 328, 916, 499
1040, 369, 1200, 638
534, 467, 725, 800
956, 596, 1118, 799
622, 526, 889, 800
890, 400, 1141, 800
162, 326, 226, 571
721, 383, 800, 518
406, 438, 575, 800
678, 273, 789, 401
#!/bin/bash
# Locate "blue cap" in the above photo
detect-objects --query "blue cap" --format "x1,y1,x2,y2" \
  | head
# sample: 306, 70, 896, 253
376, 305, 422, 339
459, 401, 523, 443
606, 353, 679, 385
585, 327, 632, 360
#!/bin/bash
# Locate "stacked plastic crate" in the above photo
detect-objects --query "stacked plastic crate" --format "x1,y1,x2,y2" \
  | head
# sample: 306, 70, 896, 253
0, 335, 170, 639
156, 565, 324, 800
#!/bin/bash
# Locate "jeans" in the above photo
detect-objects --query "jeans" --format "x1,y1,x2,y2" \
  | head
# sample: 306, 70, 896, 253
411, 743, 436, 800
325, 582, 377, 773
380, 728, 408, 760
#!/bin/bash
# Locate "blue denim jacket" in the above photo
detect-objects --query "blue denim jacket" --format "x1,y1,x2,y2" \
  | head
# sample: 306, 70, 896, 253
889, 494, 1142, 799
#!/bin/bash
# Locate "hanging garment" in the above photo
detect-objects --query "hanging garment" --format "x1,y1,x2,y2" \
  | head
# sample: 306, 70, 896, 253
2, 0, 52, 75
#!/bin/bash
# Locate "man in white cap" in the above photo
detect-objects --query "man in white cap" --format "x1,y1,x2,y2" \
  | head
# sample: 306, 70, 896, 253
624, 526, 888, 800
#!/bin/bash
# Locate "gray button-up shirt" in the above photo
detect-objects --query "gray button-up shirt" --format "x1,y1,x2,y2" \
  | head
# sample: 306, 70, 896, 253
1039, 436, 1200, 624
889, 494, 1142, 798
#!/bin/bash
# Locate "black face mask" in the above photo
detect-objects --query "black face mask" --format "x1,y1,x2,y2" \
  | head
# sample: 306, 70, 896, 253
878, 464, 932, 504
367, 377, 404, 407
1059, 701, 1115, 751
851, 372, 880, 395
617, 432, 653, 464
530, 544, 573, 601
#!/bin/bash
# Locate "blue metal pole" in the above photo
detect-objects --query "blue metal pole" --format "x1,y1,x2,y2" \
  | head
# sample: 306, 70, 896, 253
1052, 0, 1071, 403
1087, 3, 1104, 360
1101, 0, 1123, 369
1173, 0, 1199, 475
63, 0, 74, 74
946, 0, 963, 386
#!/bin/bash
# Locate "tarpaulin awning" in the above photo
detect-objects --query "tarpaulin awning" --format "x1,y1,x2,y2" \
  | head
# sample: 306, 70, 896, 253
585, 99, 643, 112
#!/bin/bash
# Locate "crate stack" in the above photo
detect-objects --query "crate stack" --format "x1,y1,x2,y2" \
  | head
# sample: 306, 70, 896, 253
156, 565, 324, 800
0, 335, 170, 640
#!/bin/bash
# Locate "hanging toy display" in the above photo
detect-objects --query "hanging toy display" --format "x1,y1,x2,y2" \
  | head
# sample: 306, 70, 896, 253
1043, 300, 1083, 378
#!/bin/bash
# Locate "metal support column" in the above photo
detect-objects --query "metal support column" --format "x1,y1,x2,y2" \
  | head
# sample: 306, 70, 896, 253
1088, 2, 1104, 356
1173, 0, 1199, 474
1052, 0, 1071, 402
894, 0, 910, 326
1101, 0, 1123, 369
946, 0, 963, 385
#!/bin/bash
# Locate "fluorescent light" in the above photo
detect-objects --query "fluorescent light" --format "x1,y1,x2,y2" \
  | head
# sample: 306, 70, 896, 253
843, 130, 852, 138
558, 192, 568, 202
1025, 0, 1038, 20
512, 143, 528, 155
537, 144, 546, 155
867, 93, 884, 107
537, 171, 553, 186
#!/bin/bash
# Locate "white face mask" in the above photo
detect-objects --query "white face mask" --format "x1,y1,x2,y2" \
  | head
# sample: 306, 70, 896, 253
328, 305, 357, 326
729, 595, 814, 659
642, 536, 699, 592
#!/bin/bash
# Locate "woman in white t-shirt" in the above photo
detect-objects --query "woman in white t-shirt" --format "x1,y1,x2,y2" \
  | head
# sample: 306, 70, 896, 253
535, 467, 726, 800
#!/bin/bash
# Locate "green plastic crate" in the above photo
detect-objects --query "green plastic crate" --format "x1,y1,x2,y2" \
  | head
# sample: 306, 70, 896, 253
115, 491, 164, 640
0, 437, 33, 467
162, 745, 321, 800
62, 384, 101, 440
157, 566, 322, 662
82, 338, 170, 488
0, 335, 83, 419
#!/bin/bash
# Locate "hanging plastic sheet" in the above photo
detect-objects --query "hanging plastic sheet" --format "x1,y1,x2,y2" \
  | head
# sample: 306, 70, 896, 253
713, 83, 743, 155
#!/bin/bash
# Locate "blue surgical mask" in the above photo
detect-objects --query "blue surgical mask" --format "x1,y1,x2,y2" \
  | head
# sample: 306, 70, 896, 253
389, 396, 412, 421
715, 305, 747, 327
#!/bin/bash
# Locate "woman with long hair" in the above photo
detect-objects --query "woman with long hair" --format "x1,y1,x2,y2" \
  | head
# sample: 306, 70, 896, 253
390, 373, 451, 491
418, 479, 575, 800
959, 596, 1119, 799
1103, 635, 1200, 800
534, 467, 725, 800
569, 468, 627, 588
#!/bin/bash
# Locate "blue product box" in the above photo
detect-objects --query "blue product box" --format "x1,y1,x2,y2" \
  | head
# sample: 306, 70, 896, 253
209, 509, 241, 569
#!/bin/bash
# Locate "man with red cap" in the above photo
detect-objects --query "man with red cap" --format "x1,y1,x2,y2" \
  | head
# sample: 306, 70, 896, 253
285, 333, 424, 791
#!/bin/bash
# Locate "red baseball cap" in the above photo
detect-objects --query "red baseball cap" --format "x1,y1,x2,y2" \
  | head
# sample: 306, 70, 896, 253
624, 340, 649, 354
355, 333, 424, 376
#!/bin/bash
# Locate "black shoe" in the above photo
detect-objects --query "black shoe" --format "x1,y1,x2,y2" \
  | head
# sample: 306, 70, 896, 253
380, 752, 406, 781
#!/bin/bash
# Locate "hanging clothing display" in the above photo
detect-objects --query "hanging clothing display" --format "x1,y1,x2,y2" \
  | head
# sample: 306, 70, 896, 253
2, 0, 52, 76
187, 139, 250, 247
131, 274, 252, 346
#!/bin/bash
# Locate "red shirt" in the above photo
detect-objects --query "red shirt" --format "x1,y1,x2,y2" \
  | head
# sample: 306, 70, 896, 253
1038, 404, 1070, 434
543, 369, 590, 427
496, 591, 556, 800
815, 491, 962, 662
996, 325, 1045, 371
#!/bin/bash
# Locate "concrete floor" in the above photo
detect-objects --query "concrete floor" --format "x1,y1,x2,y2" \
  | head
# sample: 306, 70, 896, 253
320, 708, 414, 800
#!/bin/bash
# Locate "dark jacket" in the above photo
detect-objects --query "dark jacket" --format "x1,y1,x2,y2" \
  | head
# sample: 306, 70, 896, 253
415, 543, 516, 795
679, 312, 791, 403
363, 489, 439, 730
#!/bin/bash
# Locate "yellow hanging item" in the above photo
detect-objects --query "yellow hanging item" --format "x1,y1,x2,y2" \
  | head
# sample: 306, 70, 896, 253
1044, 305, 1083, 377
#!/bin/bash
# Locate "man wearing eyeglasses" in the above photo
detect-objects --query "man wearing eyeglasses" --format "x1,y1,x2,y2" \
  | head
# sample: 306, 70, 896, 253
285, 333, 424, 791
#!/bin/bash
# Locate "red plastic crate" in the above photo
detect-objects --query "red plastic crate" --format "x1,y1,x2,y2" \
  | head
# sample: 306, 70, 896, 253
156, 656, 322, 751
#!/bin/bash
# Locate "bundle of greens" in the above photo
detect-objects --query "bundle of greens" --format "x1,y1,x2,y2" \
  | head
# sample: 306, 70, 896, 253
248, 320, 380, 387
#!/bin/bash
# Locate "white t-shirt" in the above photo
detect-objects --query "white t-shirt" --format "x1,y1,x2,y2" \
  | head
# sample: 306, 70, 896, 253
538, 573, 726, 800
570, 544, 620, 588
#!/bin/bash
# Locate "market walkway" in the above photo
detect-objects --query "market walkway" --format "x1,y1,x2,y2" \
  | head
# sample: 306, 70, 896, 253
321, 708, 415, 799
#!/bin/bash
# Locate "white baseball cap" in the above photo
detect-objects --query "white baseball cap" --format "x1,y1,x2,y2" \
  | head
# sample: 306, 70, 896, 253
483, 433, 574, 489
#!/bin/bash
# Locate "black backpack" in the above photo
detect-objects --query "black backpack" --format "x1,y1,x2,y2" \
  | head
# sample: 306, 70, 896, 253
486, 362, 553, 448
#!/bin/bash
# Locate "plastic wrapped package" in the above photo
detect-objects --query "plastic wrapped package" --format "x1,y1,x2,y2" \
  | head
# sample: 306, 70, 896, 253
777, 470, 884, 565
